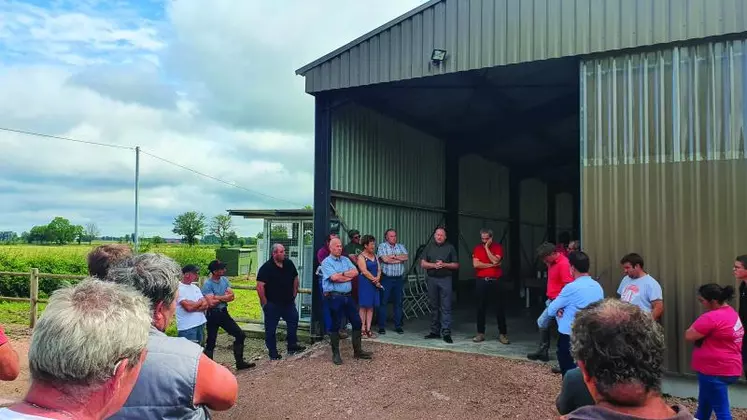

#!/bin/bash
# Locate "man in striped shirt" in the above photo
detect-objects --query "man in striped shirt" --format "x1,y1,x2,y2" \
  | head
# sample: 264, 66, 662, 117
376, 229, 408, 335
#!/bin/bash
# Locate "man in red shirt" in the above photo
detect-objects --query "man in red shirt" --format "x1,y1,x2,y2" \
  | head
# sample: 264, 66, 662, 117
527, 242, 574, 362
0, 325, 19, 381
472, 229, 509, 345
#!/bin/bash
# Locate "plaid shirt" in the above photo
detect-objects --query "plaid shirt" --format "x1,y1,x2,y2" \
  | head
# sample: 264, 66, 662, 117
377, 242, 408, 277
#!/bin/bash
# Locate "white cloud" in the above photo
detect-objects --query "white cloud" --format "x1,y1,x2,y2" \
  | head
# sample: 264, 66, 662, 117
0, 0, 426, 238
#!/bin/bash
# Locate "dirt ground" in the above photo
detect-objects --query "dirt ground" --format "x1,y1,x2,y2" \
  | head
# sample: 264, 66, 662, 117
2, 329, 747, 419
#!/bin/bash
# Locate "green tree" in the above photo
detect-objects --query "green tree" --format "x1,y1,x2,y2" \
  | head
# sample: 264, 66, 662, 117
270, 225, 289, 240
46, 217, 82, 245
256, 231, 264, 239
84, 222, 100, 244
303, 205, 313, 210
209, 214, 235, 247
227, 231, 238, 246
172, 211, 206, 246
151, 236, 165, 245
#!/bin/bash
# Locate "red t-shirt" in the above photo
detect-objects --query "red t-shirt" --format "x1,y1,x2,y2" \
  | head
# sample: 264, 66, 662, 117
0, 326, 7, 347
691, 305, 744, 377
546, 254, 573, 299
473, 243, 504, 278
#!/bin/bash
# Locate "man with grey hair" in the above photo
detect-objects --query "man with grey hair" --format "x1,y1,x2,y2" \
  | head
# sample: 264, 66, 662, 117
107, 253, 239, 420
0, 279, 150, 419
561, 298, 693, 419
421, 227, 459, 343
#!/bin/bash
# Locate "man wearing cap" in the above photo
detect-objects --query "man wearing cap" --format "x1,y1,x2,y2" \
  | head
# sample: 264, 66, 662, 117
202, 260, 255, 370
177, 265, 209, 345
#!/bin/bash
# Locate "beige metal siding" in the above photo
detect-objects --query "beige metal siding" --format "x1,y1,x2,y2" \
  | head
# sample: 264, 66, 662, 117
301, 0, 747, 93
581, 39, 747, 375
335, 199, 443, 267
457, 154, 511, 279
331, 103, 445, 208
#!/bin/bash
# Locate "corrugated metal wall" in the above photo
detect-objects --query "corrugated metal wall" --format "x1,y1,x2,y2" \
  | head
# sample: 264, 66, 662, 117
302, 0, 747, 93
581, 39, 747, 374
330, 103, 445, 261
457, 154, 510, 279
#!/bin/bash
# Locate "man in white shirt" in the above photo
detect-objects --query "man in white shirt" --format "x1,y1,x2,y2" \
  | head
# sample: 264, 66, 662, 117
617, 253, 664, 322
177, 264, 209, 345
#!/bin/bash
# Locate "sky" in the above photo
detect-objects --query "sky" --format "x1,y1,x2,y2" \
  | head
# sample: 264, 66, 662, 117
0, 0, 426, 239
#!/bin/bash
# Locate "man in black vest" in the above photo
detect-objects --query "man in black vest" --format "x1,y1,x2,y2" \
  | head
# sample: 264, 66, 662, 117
257, 243, 308, 360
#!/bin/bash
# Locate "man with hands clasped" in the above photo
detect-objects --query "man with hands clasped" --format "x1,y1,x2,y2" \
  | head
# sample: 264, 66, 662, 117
421, 227, 459, 344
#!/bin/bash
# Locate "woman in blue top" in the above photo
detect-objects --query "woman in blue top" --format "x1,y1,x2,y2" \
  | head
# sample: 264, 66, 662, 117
357, 235, 382, 338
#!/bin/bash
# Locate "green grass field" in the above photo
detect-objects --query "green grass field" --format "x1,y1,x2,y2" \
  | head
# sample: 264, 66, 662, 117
0, 243, 262, 334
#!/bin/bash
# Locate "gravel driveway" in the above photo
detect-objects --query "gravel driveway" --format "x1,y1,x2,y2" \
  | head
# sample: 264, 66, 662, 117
215, 341, 747, 420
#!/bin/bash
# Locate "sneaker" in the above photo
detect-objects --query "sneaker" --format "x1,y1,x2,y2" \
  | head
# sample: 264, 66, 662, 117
443, 335, 453, 344
288, 345, 307, 355
339, 329, 349, 339
270, 354, 282, 360
395, 328, 404, 334
236, 361, 256, 370
378, 328, 386, 335
498, 334, 510, 345
424, 333, 440, 339
473, 333, 485, 343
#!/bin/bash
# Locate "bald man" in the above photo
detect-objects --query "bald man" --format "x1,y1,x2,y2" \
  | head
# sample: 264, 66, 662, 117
320, 238, 373, 365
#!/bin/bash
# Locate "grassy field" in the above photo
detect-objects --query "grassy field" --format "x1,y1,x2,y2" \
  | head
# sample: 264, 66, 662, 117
0, 243, 262, 334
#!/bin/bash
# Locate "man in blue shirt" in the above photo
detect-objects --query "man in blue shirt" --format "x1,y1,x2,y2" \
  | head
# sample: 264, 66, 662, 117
320, 238, 372, 365
202, 260, 255, 370
538, 251, 603, 376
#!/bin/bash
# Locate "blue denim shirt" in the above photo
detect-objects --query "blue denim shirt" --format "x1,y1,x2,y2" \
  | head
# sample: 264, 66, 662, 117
320, 255, 357, 293
201, 276, 231, 309
538, 275, 604, 335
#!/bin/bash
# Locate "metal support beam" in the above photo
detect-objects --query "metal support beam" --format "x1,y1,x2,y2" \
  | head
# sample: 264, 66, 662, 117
311, 94, 332, 342
444, 141, 460, 288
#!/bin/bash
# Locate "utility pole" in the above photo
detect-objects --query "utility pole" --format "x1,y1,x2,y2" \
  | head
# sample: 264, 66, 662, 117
134, 146, 140, 253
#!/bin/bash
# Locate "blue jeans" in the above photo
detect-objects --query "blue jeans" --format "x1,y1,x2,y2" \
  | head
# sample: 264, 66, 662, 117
557, 333, 576, 375
178, 324, 205, 345
378, 275, 404, 329
324, 294, 362, 333
696, 373, 738, 420
263, 302, 299, 357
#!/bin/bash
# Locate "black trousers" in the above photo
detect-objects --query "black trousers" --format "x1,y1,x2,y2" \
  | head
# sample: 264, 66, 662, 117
475, 277, 507, 335
204, 307, 245, 354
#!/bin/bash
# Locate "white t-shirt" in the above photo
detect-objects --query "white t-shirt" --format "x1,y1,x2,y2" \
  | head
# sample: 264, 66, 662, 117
0, 408, 50, 419
617, 274, 663, 313
176, 283, 207, 331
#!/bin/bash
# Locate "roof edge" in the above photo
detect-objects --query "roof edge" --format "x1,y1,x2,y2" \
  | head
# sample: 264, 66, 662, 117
295, 0, 443, 76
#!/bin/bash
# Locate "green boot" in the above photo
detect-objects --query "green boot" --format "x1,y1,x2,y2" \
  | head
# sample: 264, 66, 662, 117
352, 330, 372, 359
330, 333, 343, 365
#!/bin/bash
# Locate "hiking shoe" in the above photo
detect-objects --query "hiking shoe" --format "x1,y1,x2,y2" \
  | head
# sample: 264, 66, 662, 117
473, 334, 485, 343
236, 361, 255, 370
424, 333, 440, 339
498, 334, 510, 345
395, 328, 404, 334
443, 335, 453, 344
378, 328, 386, 335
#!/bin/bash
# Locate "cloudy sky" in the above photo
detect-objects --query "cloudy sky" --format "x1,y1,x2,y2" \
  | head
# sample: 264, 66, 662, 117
0, 0, 425, 238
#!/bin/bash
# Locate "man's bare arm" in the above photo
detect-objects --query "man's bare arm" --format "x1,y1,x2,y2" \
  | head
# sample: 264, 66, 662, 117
256, 281, 268, 306
0, 341, 19, 381
193, 354, 238, 410
472, 258, 494, 269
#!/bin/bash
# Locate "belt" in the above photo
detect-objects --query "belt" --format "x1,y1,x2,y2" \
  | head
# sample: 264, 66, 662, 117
324, 292, 351, 297
208, 307, 228, 312
478, 277, 499, 281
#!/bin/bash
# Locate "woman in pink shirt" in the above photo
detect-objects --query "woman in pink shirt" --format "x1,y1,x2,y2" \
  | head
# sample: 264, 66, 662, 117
685, 283, 744, 420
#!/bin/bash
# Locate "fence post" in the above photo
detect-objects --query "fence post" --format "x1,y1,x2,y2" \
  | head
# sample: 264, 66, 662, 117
29, 268, 39, 329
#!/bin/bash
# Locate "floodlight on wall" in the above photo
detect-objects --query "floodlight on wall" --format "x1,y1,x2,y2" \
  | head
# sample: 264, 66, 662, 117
431, 48, 447, 65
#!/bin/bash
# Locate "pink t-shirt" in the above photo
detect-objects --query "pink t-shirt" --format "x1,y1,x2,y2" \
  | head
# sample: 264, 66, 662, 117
691, 305, 744, 376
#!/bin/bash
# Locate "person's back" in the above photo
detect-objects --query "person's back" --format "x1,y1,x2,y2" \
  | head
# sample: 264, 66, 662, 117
563, 403, 693, 420
556, 368, 594, 415
111, 329, 209, 420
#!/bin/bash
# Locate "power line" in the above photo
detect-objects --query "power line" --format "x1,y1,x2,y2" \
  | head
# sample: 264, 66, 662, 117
139, 149, 303, 207
0, 126, 135, 150
0, 125, 305, 207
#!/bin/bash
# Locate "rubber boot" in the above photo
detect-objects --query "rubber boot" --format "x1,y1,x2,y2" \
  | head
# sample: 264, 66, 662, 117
233, 340, 255, 370
330, 333, 343, 365
352, 330, 372, 359
526, 328, 550, 362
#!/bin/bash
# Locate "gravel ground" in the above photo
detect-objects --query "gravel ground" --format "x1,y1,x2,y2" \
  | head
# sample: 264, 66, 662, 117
215, 341, 747, 420
2, 329, 747, 419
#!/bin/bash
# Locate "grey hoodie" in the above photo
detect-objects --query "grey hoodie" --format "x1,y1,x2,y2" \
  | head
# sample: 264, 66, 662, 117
564, 404, 695, 420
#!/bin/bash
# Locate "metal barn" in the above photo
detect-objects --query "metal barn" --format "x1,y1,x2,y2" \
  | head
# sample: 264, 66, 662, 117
298, 0, 747, 377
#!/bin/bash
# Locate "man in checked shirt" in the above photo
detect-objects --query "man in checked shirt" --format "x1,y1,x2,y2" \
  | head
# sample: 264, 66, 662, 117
376, 228, 408, 335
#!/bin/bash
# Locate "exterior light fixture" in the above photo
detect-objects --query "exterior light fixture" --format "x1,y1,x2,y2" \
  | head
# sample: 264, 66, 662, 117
431, 48, 447, 65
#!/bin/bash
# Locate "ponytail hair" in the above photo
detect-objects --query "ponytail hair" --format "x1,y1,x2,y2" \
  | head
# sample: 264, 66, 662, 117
698, 283, 735, 304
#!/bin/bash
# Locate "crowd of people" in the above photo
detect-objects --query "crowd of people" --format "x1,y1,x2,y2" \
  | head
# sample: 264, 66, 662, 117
0, 233, 743, 418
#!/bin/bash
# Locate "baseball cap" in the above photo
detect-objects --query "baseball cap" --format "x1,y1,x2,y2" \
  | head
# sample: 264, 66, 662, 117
207, 260, 227, 272
182, 264, 200, 274
348, 229, 360, 239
